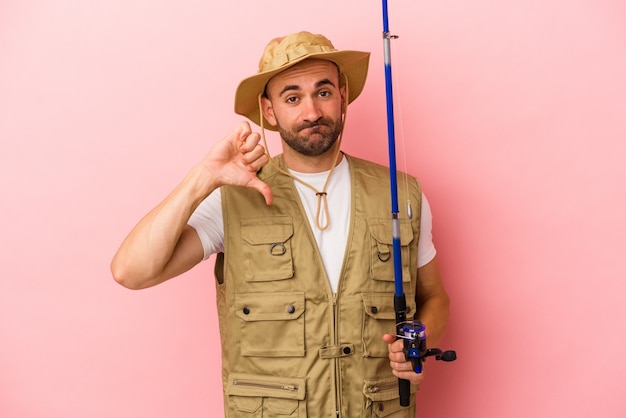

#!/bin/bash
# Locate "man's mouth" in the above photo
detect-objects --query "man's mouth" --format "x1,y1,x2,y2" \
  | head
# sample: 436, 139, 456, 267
300, 124, 326, 134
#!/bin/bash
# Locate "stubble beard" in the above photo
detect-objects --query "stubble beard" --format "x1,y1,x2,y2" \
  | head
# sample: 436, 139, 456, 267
278, 117, 343, 157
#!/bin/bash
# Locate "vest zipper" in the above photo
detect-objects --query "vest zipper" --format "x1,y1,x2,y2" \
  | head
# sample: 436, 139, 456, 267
367, 380, 398, 394
231, 379, 299, 393
333, 292, 341, 418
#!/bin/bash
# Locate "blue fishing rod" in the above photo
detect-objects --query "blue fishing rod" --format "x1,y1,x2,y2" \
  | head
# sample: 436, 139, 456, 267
381, 0, 412, 406
381, 0, 456, 407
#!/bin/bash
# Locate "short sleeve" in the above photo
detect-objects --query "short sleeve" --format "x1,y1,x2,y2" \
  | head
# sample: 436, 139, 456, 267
187, 188, 225, 260
417, 192, 437, 268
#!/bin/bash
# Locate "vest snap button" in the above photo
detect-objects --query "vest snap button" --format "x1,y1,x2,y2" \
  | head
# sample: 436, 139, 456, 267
243, 307, 250, 315
343, 346, 351, 355
378, 403, 384, 411
371, 306, 378, 314
287, 305, 296, 314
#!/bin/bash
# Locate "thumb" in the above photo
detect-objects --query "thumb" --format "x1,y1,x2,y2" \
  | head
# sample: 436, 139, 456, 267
248, 177, 273, 205
382, 333, 397, 344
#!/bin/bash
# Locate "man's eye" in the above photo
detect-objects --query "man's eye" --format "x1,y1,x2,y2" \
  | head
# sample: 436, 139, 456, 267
286, 96, 298, 103
319, 91, 331, 97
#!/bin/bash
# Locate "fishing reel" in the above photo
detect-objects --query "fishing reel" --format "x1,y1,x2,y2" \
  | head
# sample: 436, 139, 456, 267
397, 320, 457, 373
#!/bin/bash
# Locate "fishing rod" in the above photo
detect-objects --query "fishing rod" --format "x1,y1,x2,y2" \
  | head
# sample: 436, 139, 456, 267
380, 0, 456, 407
381, 0, 412, 406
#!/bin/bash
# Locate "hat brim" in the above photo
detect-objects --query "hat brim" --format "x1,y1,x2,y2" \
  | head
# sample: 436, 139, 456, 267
234, 50, 370, 131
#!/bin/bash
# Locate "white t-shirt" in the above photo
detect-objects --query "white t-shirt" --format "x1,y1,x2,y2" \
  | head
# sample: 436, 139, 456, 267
188, 156, 436, 292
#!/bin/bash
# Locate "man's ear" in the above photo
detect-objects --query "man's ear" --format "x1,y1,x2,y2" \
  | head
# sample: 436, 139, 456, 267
260, 96, 277, 126
339, 80, 348, 114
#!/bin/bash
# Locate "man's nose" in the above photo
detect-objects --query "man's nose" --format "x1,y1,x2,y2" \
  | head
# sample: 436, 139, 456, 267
301, 98, 323, 122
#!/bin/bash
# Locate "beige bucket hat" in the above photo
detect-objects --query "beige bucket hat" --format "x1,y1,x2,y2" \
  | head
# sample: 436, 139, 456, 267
234, 31, 371, 131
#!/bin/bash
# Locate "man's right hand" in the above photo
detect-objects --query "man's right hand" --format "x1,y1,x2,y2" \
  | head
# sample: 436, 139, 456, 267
199, 121, 272, 205
111, 121, 272, 289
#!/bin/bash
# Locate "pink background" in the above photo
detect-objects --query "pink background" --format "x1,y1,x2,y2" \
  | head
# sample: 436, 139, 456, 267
2, 1, 625, 417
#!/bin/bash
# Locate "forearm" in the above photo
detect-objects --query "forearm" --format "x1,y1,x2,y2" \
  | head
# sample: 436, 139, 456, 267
414, 256, 450, 347
416, 292, 450, 347
111, 164, 216, 289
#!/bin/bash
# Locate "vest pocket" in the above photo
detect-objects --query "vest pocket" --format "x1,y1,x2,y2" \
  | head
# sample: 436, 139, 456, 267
367, 220, 414, 283
241, 216, 294, 282
361, 293, 416, 358
227, 373, 307, 418
363, 376, 417, 418
235, 292, 305, 357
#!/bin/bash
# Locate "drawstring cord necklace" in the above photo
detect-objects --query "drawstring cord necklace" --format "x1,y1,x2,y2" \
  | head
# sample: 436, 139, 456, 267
256, 78, 349, 231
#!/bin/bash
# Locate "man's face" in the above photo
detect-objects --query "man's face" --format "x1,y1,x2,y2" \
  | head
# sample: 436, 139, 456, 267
261, 59, 346, 157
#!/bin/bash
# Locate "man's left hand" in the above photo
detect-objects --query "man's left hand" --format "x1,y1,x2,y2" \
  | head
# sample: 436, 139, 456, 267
382, 333, 425, 385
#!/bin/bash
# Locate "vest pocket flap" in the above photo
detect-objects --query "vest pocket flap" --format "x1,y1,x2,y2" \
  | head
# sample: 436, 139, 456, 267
231, 396, 261, 413
368, 219, 414, 246
362, 292, 416, 320
241, 216, 294, 245
362, 293, 396, 320
227, 373, 306, 401
240, 217, 294, 281
236, 292, 305, 321
363, 376, 417, 417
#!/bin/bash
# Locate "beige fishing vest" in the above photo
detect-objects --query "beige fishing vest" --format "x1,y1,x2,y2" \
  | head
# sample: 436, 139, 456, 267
214, 154, 422, 418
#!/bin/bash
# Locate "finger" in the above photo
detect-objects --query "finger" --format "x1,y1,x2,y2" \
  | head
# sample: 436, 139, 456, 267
382, 333, 397, 344
389, 354, 413, 370
223, 122, 251, 149
389, 350, 410, 363
392, 369, 425, 385
248, 178, 273, 206
385, 338, 406, 357
242, 151, 269, 173
238, 121, 252, 141
240, 143, 268, 167
239, 126, 258, 145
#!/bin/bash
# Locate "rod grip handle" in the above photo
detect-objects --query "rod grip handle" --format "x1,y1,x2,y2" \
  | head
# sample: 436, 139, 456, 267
399, 378, 411, 406
394, 295, 412, 407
